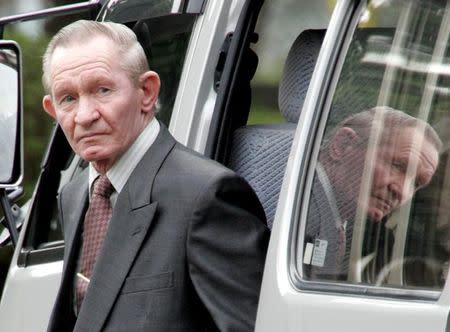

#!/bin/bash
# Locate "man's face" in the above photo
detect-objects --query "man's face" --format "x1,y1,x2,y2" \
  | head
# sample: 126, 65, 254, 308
331, 126, 439, 222
364, 127, 439, 221
42, 36, 159, 173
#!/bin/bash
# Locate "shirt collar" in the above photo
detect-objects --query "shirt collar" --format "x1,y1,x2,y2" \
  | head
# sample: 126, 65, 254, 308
88, 118, 160, 195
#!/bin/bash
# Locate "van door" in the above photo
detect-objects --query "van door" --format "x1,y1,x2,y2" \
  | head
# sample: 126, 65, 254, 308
257, 0, 450, 331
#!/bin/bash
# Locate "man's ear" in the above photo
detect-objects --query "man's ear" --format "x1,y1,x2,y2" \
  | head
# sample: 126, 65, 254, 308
328, 127, 359, 161
139, 71, 160, 114
42, 95, 57, 119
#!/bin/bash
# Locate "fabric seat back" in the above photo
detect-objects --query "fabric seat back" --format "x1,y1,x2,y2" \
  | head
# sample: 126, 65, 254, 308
228, 29, 325, 228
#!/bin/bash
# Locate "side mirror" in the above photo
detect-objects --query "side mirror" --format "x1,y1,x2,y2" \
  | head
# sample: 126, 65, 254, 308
0, 41, 22, 187
0, 41, 23, 247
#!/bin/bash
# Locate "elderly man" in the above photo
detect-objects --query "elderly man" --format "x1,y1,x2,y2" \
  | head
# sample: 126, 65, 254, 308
304, 106, 441, 280
42, 20, 269, 331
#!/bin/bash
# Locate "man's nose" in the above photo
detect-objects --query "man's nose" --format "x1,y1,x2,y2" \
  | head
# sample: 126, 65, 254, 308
74, 97, 100, 126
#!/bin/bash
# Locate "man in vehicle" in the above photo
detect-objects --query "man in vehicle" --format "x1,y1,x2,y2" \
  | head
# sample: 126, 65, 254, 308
305, 106, 442, 280
41, 20, 269, 331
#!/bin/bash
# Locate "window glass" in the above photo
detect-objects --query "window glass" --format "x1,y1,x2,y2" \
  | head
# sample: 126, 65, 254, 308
131, 15, 195, 125
301, 0, 449, 292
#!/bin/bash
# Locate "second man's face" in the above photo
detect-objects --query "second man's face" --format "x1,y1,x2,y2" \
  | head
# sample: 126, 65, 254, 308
43, 36, 159, 173
332, 126, 439, 222
363, 127, 439, 222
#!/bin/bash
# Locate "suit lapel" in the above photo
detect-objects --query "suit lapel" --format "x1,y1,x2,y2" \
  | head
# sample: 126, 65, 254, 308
75, 124, 176, 331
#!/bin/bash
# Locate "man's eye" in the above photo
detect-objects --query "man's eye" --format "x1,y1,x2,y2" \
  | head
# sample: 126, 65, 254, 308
98, 87, 110, 94
392, 161, 406, 173
61, 95, 75, 104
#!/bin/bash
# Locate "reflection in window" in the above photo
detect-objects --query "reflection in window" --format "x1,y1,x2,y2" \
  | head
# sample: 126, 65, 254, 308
0, 53, 17, 183
302, 0, 450, 292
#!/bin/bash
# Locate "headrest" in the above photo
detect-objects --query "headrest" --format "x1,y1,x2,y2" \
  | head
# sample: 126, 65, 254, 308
278, 29, 325, 123
133, 20, 152, 59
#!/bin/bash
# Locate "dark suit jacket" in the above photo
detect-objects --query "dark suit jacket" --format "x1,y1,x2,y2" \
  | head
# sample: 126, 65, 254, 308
47, 125, 269, 332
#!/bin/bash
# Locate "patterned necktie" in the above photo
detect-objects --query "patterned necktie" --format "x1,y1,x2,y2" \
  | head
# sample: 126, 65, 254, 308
76, 175, 114, 310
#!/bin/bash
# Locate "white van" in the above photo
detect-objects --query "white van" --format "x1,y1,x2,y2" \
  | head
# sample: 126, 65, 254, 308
0, 0, 450, 331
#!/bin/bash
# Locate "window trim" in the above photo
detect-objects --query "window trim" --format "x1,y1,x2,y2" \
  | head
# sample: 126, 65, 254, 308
0, 1, 103, 36
97, 0, 206, 23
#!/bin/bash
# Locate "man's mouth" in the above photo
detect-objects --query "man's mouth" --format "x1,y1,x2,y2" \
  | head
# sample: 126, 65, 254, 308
373, 195, 394, 214
76, 132, 103, 142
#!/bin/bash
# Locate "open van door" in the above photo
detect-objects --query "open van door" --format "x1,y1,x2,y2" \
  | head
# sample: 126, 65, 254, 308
257, 0, 450, 331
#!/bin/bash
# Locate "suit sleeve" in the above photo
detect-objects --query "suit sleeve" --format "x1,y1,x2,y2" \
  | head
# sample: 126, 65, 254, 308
187, 173, 270, 332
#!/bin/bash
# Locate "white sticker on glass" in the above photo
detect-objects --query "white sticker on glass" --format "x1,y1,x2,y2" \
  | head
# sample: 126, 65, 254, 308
303, 242, 314, 265
311, 239, 328, 267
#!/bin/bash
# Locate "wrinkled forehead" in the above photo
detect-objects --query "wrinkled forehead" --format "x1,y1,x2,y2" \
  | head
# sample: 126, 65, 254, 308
382, 125, 432, 147
49, 36, 119, 78
53, 35, 116, 59
381, 126, 439, 167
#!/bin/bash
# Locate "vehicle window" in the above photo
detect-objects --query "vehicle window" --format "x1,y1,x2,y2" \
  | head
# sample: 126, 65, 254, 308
300, 0, 450, 294
130, 15, 195, 125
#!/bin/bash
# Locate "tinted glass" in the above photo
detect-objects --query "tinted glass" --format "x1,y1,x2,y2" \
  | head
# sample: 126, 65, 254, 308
301, 0, 449, 293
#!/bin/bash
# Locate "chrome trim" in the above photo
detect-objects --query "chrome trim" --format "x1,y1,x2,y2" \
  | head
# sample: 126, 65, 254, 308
0, 1, 102, 26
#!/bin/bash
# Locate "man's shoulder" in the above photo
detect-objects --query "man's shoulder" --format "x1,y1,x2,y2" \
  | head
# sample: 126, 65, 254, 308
137, 123, 235, 181
157, 141, 266, 222
168, 142, 234, 179
149, 140, 253, 201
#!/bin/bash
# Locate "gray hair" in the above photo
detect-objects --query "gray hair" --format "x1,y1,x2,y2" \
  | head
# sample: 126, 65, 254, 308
322, 106, 443, 153
42, 20, 149, 94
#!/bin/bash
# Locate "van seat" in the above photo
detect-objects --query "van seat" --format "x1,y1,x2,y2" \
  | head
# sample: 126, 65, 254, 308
228, 30, 325, 228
